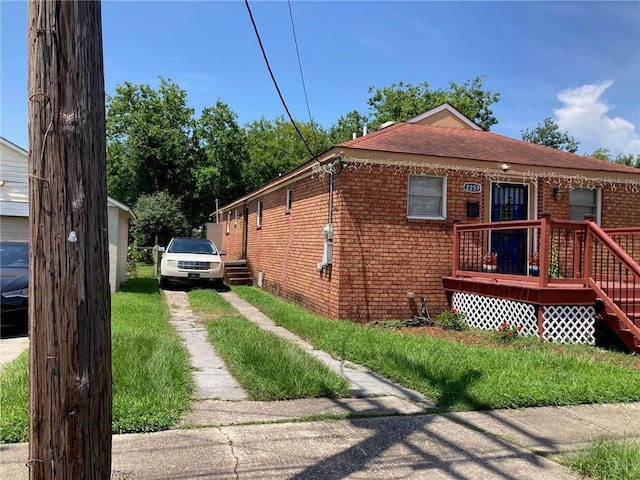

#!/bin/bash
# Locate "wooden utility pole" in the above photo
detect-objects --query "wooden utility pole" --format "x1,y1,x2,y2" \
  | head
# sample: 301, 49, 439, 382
28, 1, 112, 478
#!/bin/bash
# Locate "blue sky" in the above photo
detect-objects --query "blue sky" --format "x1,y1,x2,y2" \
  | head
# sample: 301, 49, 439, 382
1, 1, 639, 158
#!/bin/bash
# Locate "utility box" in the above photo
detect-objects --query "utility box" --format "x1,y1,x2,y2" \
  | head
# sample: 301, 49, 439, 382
322, 241, 333, 265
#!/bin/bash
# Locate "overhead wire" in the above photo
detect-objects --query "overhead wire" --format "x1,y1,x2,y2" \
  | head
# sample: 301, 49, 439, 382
287, 0, 321, 153
244, 0, 317, 160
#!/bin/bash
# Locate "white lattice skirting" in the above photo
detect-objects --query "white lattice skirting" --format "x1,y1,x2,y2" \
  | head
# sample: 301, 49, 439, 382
452, 293, 596, 345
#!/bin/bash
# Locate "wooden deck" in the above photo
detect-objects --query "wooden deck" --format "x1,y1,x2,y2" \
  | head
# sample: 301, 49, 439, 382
447, 217, 640, 352
442, 276, 596, 306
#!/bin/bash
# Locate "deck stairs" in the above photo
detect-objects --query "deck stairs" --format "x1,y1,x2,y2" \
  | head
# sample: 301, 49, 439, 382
589, 226, 640, 353
224, 260, 253, 286
594, 279, 640, 353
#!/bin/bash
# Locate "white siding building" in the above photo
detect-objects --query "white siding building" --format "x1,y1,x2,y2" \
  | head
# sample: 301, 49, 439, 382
0, 136, 134, 292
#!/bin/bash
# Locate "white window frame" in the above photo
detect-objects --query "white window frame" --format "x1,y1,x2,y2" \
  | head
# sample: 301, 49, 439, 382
407, 174, 447, 220
569, 187, 601, 224
257, 200, 263, 228
226, 211, 231, 234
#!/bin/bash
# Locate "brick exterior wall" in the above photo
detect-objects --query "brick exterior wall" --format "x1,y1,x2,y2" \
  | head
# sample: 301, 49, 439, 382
221, 168, 640, 323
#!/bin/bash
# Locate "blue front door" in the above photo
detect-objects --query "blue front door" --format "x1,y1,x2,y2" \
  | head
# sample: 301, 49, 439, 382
491, 183, 528, 274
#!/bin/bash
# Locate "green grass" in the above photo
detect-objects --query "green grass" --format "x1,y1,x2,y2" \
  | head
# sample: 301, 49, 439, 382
0, 351, 29, 443
111, 276, 193, 434
0, 267, 193, 443
562, 438, 640, 480
233, 286, 640, 411
188, 289, 350, 400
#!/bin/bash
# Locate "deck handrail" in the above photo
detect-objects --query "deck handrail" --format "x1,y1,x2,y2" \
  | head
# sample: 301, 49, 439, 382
583, 220, 640, 342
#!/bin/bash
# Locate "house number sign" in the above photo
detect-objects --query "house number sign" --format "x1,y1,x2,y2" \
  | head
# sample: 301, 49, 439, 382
463, 182, 482, 193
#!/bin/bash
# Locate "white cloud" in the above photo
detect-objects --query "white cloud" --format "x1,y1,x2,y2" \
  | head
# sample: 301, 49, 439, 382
554, 81, 640, 157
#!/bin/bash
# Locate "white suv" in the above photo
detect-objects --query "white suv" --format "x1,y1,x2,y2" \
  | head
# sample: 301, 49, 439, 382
160, 237, 224, 288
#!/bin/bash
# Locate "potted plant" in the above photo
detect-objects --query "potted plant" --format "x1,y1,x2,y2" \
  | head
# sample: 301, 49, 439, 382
528, 251, 539, 276
482, 252, 497, 272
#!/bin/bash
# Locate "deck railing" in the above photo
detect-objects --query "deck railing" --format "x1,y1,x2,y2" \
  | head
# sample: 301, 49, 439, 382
453, 216, 640, 344
586, 222, 640, 340
452, 214, 589, 287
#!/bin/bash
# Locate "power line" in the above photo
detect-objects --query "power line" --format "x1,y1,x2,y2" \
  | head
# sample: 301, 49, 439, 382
244, 0, 317, 160
287, 0, 319, 150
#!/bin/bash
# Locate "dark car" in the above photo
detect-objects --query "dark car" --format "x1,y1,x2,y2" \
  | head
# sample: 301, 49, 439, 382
0, 241, 29, 328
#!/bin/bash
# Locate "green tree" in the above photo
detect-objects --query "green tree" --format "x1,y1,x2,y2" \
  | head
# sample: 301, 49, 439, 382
521, 118, 579, 153
589, 147, 611, 160
366, 76, 500, 131
193, 100, 248, 225
243, 116, 331, 191
131, 192, 191, 247
614, 153, 640, 168
106, 78, 195, 208
329, 110, 369, 144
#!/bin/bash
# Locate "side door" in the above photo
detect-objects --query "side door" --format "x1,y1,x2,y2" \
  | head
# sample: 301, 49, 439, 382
490, 183, 528, 274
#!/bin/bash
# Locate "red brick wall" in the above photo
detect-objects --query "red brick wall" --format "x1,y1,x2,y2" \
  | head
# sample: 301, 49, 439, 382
220, 207, 246, 259
236, 174, 340, 318
601, 186, 640, 227
222, 169, 639, 324
333, 170, 491, 322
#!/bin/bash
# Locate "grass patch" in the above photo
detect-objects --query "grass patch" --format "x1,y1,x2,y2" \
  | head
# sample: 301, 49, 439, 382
562, 438, 640, 480
233, 286, 640, 411
0, 351, 28, 443
188, 289, 350, 401
0, 267, 193, 443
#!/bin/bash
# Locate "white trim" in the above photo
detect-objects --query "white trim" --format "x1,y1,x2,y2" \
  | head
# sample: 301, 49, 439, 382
407, 174, 447, 220
107, 196, 136, 220
257, 200, 263, 228
0, 136, 28, 156
406, 103, 482, 130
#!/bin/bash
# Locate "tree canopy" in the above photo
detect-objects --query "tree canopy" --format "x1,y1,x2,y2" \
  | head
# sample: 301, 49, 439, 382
588, 148, 640, 168
243, 116, 331, 192
130, 191, 190, 246
521, 118, 579, 153
327, 76, 501, 143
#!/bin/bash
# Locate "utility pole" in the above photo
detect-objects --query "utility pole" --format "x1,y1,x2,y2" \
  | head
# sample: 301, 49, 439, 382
28, 1, 112, 478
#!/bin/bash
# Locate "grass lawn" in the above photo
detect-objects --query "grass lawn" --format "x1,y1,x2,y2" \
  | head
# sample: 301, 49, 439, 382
188, 289, 350, 400
0, 265, 193, 443
561, 438, 640, 480
233, 286, 640, 411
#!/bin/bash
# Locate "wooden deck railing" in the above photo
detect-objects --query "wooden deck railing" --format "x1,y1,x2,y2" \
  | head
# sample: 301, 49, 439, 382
585, 222, 640, 341
452, 216, 640, 348
452, 214, 589, 287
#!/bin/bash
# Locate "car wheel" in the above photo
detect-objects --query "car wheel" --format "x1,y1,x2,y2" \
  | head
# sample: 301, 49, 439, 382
159, 277, 168, 289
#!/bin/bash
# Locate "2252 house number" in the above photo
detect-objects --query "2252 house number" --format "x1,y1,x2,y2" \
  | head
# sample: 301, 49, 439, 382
463, 182, 482, 193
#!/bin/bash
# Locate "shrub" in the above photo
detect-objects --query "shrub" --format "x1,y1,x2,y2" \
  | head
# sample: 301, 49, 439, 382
497, 322, 522, 342
437, 308, 468, 331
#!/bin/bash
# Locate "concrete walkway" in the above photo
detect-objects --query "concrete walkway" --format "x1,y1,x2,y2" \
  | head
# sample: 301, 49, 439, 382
221, 291, 434, 406
0, 335, 28, 370
164, 289, 247, 400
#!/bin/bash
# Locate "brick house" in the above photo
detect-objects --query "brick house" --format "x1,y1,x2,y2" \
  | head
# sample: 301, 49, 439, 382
218, 104, 640, 349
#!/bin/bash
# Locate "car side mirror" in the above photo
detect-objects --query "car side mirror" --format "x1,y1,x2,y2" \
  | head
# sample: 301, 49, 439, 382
157, 247, 165, 253
220, 250, 227, 256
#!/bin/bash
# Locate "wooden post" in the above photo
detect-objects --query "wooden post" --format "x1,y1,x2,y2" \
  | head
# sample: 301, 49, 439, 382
28, 1, 112, 478
539, 212, 551, 288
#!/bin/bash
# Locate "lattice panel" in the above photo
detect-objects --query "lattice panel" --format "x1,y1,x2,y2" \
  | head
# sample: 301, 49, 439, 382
452, 293, 596, 345
542, 305, 595, 345
453, 293, 538, 336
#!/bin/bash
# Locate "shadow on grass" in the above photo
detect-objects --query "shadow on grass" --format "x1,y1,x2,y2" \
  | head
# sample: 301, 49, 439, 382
120, 277, 160, 295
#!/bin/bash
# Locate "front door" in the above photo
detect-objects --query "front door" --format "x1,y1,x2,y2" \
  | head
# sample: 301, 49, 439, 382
490, 183, 528, 274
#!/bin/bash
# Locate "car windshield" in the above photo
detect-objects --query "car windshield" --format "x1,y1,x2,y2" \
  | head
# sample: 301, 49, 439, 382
168, 239, 216, 255
0, 243, 29, 268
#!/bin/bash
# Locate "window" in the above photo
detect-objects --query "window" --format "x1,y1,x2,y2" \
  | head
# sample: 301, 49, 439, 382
257, 200, 263, 227
285, 189, 293, 211
569, 188, 600, 223
226, 211, 231, 234
234, 209, 238, 227
407, 175, 446, 219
